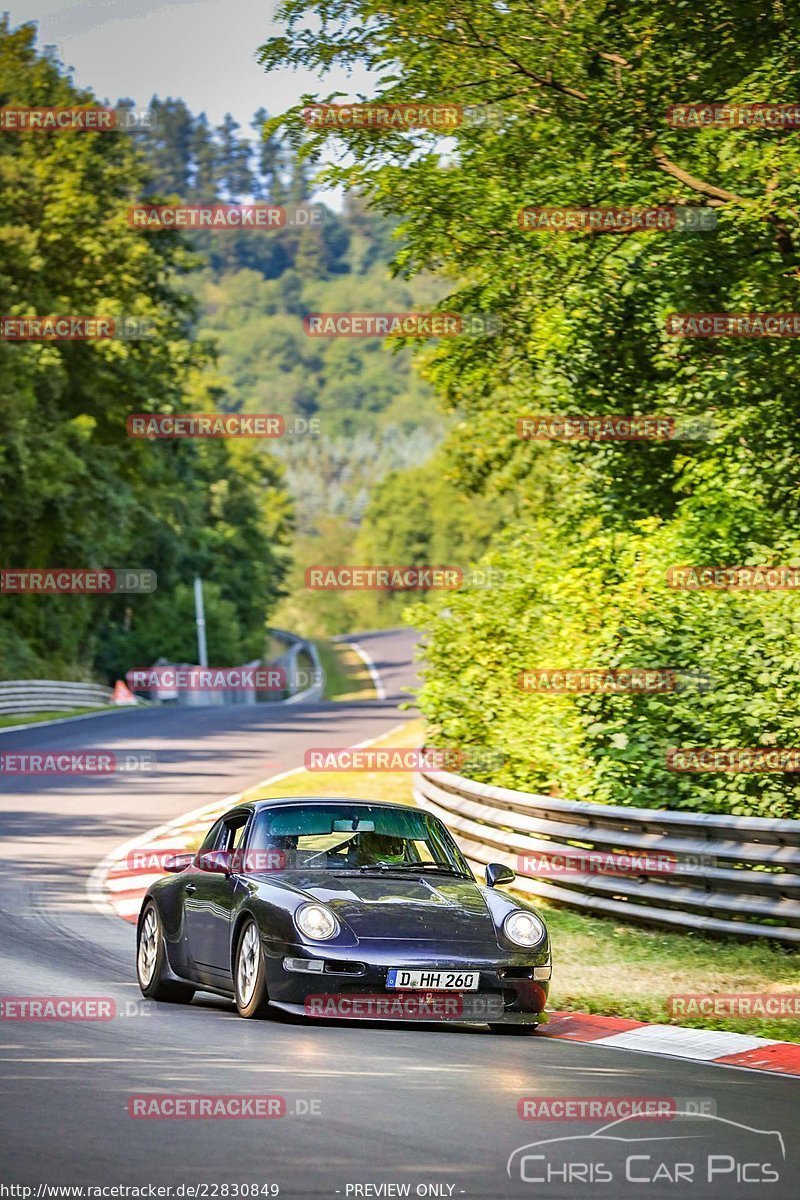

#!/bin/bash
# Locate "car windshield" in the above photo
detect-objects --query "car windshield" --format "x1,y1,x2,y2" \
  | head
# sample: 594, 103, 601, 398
246, 803, 472, 876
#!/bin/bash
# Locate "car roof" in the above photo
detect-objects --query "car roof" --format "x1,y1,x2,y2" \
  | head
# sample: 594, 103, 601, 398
244, 796, 415, 814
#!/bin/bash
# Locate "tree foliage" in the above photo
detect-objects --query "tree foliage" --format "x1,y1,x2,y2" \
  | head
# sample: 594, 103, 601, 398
260, 0, 800, 814
0, 20, 290, 680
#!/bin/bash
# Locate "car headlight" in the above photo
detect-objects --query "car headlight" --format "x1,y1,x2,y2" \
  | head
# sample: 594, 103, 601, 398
294, 902, 339, 941
503, 909, 546, 948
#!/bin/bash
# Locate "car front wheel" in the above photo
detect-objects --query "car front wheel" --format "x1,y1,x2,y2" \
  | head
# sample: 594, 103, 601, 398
137, 902, 195, 1003
234, 918, 270, 1018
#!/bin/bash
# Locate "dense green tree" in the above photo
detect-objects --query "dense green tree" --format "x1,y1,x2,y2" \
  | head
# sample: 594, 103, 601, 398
251, 107, 287, 202
144, 97, 194, 195
216, 113, 255, 201
0, 19, 291, 680
259, 0, 800, 815
190, 112, 222, 196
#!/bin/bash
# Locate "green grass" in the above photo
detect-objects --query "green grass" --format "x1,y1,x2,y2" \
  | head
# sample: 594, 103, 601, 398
239, 717, 424, 808
207, 716, 800, 1042
0, 706, 118, 729
314, 639, 377, 701
539, 903, 800, 1042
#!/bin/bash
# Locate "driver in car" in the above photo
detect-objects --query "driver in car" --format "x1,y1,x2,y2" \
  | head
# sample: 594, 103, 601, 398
350, 832, 407, 867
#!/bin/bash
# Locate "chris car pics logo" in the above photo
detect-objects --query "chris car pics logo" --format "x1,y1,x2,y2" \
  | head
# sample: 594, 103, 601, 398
507, 1113, 785, 1187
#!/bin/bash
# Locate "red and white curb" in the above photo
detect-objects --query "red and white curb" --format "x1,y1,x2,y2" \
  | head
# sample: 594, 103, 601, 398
539, 1011, 800, 1077
90, 790, 243, 923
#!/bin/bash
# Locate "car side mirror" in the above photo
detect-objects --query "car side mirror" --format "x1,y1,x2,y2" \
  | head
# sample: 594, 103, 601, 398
163, 853, 194, 873
197, 850, 233, 875
486, 862, 515, 888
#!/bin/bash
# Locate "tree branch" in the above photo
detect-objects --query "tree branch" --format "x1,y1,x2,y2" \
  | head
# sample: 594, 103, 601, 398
651, 144, 797, 263
515, 8, 634, 68
461, 16, 589, 100
650, 144, 748, 204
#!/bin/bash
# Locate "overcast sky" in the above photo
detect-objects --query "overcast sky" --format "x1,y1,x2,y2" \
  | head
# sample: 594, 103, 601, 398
6, 0, 370, 127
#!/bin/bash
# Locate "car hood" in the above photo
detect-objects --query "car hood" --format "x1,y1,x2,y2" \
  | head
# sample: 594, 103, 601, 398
283, 871, 499, 942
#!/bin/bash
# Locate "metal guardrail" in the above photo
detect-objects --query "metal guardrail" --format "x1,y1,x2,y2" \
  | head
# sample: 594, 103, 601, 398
0, 679, 115, 716
137, 633, 324, 707
268, 628, 325, 702
0, 629, 322, 717
415, 767, 800, 946
143, 658, 265, 706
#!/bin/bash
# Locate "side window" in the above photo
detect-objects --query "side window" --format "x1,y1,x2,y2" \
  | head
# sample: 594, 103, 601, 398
246, 811, 269, 851
227, 816, 250, 851
198, 818, 226, 854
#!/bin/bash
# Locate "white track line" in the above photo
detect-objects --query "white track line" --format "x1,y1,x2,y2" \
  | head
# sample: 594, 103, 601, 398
345, 640, 387, 700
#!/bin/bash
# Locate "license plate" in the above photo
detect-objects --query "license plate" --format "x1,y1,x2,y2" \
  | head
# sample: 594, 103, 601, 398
386, 969, 480, 991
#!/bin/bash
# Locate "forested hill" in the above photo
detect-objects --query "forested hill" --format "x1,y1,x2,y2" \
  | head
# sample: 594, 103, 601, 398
134, 96, 454, 634
136, 96, 441, 443
0, 50, 449, 682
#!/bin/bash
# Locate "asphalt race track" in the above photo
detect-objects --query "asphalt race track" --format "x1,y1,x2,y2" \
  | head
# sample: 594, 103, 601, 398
0, 628, 797, 1199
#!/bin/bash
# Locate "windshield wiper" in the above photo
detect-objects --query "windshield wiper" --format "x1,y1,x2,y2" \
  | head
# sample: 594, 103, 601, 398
356, 861, 469, 878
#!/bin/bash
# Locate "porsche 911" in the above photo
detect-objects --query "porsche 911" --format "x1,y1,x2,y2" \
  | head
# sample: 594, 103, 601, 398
135, 797, 551, 1031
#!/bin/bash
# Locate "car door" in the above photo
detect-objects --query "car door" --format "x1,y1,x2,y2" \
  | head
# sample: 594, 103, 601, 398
183, 810, 251, 984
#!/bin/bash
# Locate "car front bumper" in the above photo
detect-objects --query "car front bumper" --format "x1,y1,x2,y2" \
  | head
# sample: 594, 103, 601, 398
263, 938, 551, 1025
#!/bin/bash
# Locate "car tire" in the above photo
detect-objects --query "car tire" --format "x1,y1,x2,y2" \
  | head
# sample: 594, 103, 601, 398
137, 901, 195, 1003
234, 918, 271, 1019
488, 1023, 538, 1034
